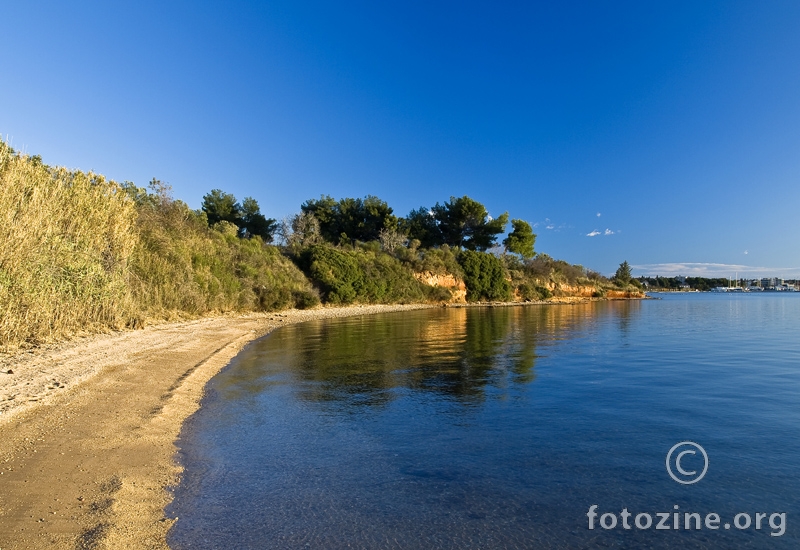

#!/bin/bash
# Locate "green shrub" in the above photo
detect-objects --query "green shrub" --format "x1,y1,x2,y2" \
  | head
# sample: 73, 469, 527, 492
299, 245, 363, 304
298, 243, 429, 304
517, 283, 552, 301
424, 285, 454, 302
130, 198, 319, 315
361, 250, 428, 303
457, 250, 511, 302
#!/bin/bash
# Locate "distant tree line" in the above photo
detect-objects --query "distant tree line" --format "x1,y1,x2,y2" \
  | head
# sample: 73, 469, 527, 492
638, 276, 730, 291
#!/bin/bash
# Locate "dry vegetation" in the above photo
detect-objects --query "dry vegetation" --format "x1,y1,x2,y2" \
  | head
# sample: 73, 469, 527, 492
0, 142, 137, 348
0, 141, 317, 350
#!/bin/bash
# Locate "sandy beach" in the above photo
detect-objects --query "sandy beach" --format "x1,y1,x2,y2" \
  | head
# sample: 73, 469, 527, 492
0, 304, 434, 549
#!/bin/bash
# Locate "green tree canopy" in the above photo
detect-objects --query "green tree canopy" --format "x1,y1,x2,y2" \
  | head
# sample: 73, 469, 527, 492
301, 195, 397, 243
503, 219, 536, 259
402, 207, 443, 248
359, 195, 397, 240
433, 196, 508, 250
202, 189, 240, 226
404, 196, 508, 251
240, 197, 278, 242
202, 190, 277, 241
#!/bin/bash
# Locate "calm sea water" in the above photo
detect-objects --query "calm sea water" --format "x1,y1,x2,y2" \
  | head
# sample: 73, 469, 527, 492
167, 294, 800, 549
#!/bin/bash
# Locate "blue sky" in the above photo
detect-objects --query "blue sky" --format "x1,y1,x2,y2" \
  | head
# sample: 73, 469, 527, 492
3, 1, 799, 276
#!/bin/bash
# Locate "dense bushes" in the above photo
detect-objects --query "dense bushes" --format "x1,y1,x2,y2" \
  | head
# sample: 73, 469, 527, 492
515, 282, 553, 301
503, 253, 613, 298
297, 245, 362, 303
125, 181, 319, 318
522, 254, 587, 284
457, 250, 511, 302
298, 243, 430, 304
129, 195, 319, 317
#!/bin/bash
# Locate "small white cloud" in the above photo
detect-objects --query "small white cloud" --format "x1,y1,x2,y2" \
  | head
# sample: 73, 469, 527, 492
597, 212, 601, 217
604, 229, 614, 235
744, 250, 749, 255
587, 230, 601, 237
546, 224, 555, 230
532, 222, 540, 228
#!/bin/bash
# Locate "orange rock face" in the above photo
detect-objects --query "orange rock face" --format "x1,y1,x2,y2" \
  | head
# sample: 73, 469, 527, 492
414, 271, 468, 303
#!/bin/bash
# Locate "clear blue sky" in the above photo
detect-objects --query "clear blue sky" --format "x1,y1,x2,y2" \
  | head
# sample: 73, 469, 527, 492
3, 1, 799, 277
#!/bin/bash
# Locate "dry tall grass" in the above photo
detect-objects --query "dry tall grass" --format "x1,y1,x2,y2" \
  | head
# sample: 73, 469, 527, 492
0, 140, 318, 350
0, 141, 137, 348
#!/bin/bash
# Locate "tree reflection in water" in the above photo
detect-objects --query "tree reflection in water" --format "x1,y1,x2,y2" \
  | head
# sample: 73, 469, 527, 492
213, 303, 639, 411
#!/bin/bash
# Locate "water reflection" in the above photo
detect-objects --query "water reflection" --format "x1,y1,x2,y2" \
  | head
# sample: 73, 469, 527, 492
214, 304, 620, 410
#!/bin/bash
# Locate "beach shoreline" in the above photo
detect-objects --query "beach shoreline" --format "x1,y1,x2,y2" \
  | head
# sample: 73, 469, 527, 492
0, 298, 641, 549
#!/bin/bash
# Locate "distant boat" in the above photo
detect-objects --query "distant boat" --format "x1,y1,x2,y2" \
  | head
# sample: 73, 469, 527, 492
712, 274, 745, 292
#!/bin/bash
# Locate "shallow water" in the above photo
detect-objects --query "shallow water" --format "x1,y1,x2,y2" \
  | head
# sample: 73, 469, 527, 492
168, 295, 800, 548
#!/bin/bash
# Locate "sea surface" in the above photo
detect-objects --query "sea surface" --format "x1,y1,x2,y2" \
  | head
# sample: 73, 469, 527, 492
167, 294, 800, 549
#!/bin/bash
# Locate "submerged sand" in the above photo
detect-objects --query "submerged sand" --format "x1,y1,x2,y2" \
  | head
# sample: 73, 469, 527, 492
0, 305, 433, 549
